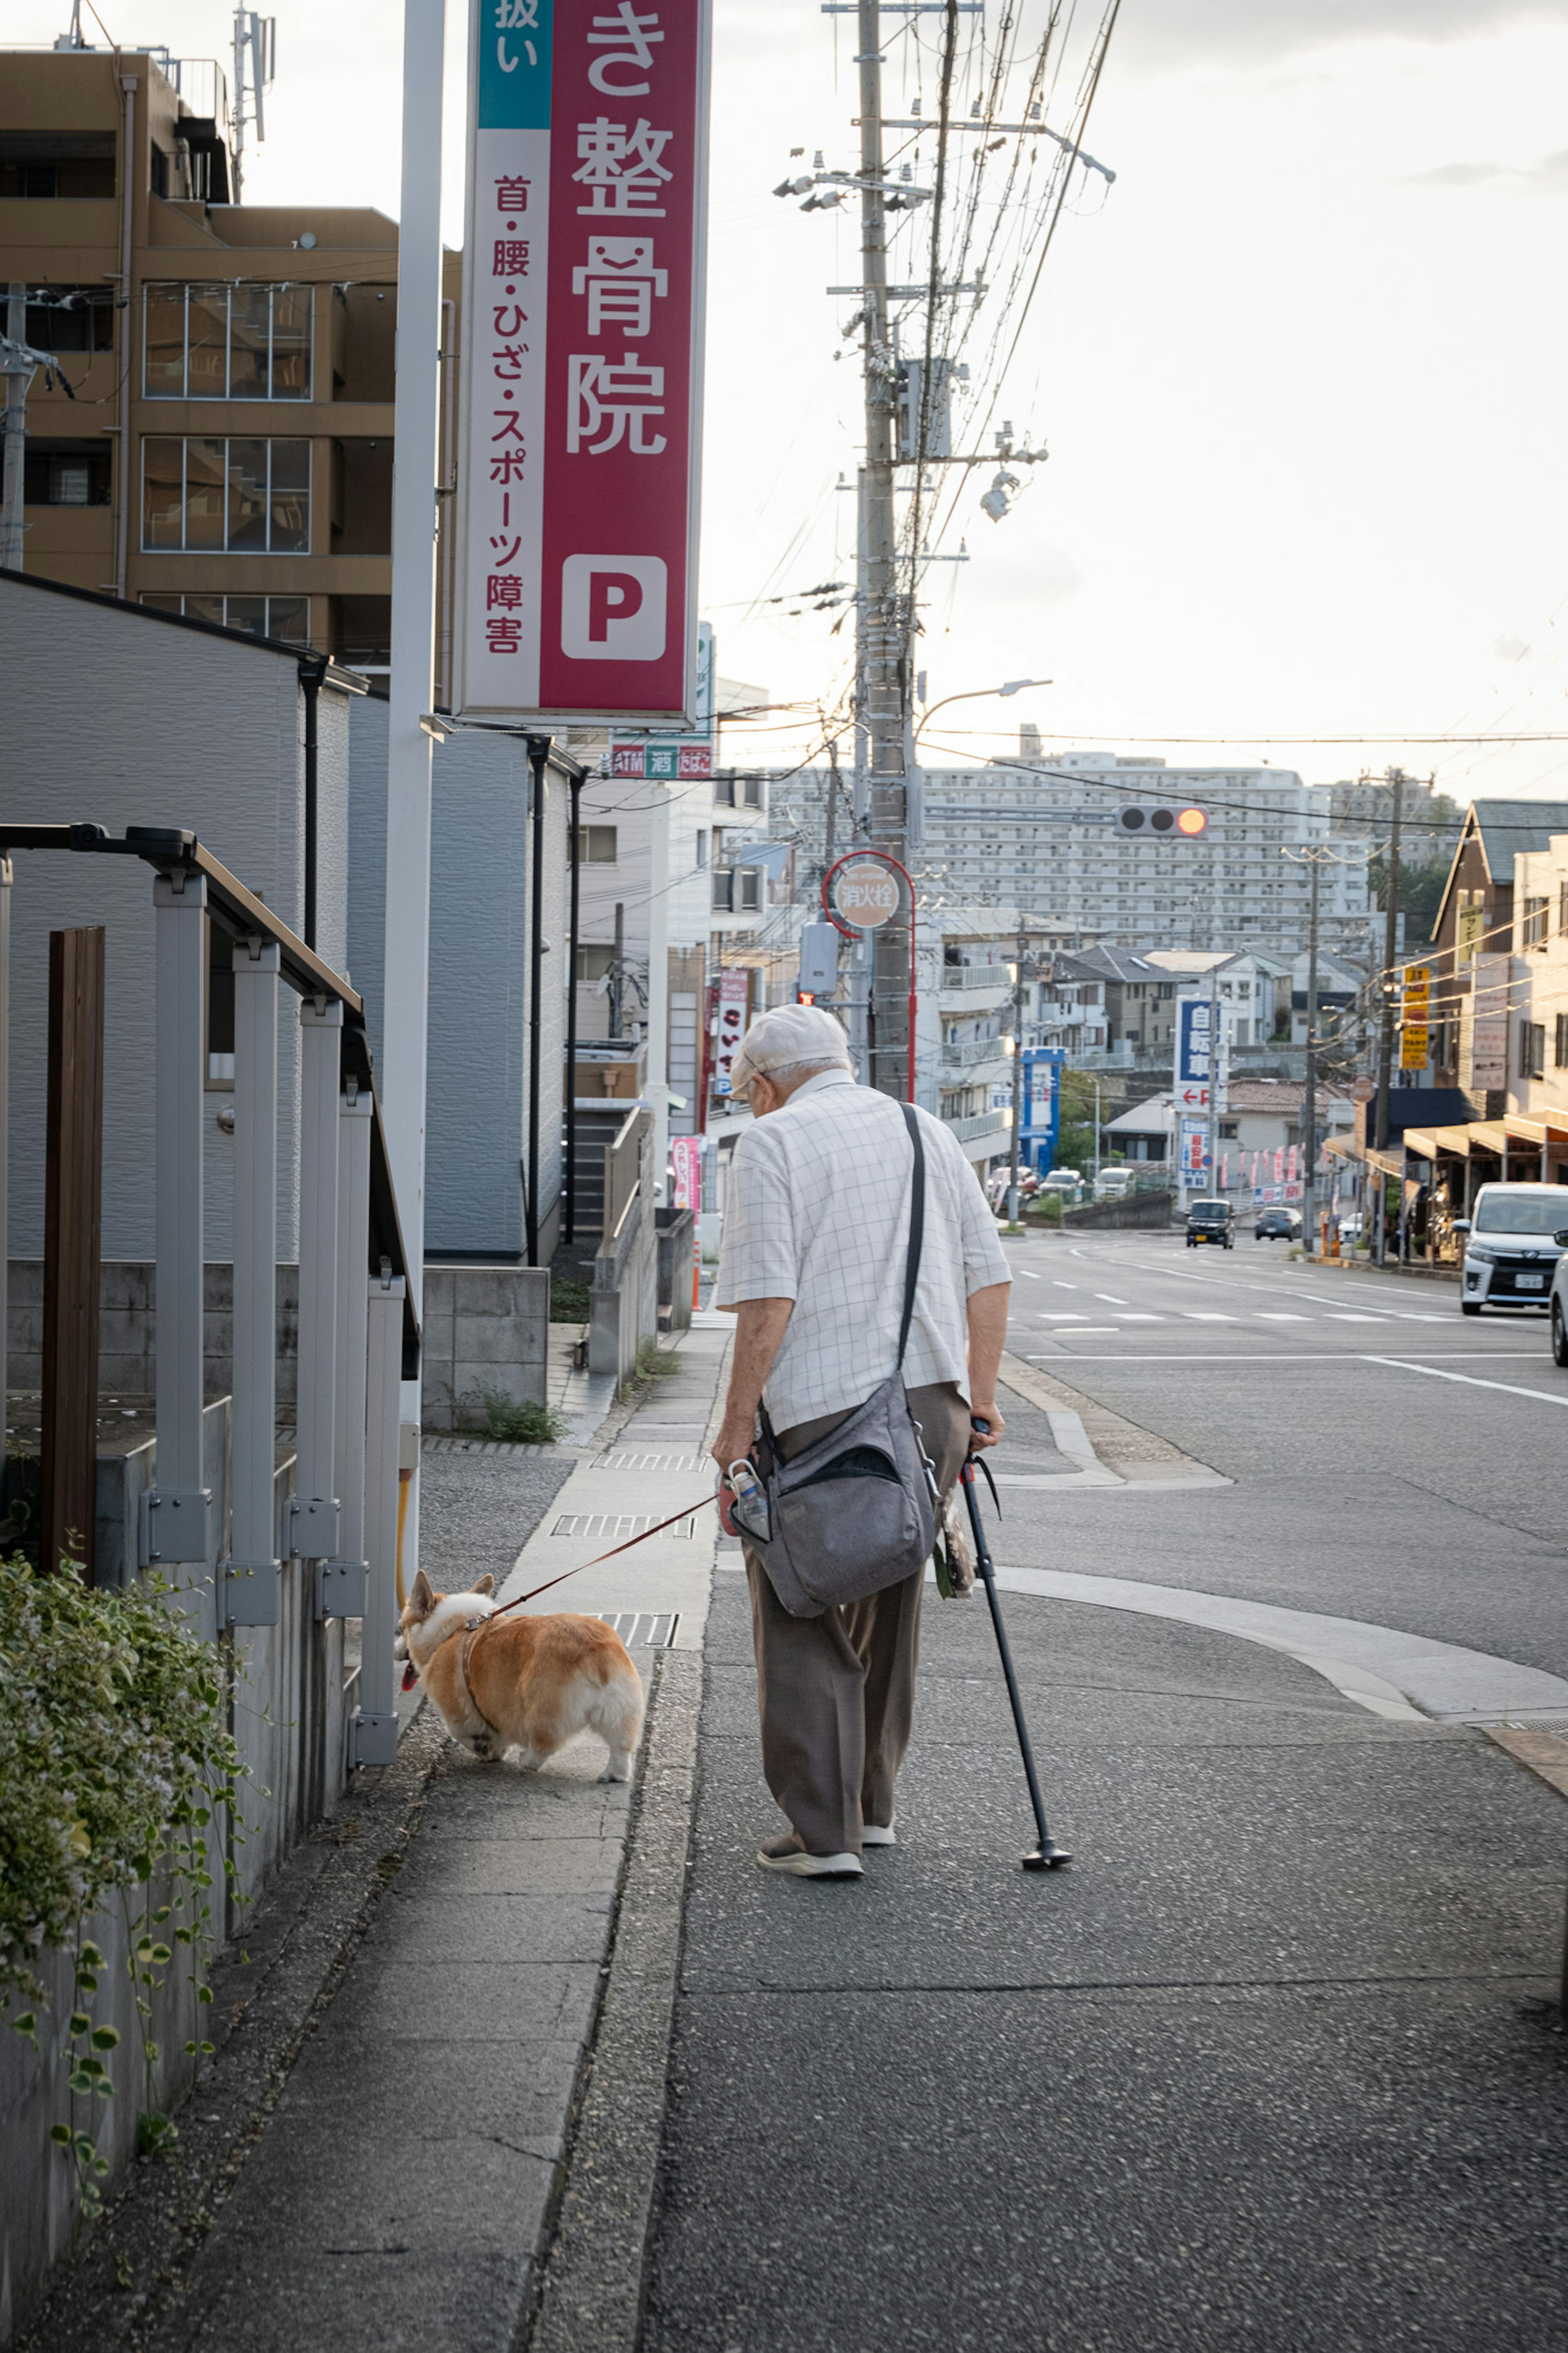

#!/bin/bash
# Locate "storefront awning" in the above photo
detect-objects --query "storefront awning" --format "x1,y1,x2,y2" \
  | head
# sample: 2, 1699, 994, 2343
1503, 1107, 1568, 1146
1467, 1121, 1511, 1155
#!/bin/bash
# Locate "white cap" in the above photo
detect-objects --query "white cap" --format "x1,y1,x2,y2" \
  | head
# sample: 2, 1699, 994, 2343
728, 1002, 853, 1094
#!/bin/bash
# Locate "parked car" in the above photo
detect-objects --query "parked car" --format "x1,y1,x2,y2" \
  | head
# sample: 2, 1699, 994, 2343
1095, 1167, 1136, 1200
1254, 1208, 1301, 1241
1455, 1182, 1568, 1318
1186, 1199, 1234, 1249
1042, 1167, 1081, 1192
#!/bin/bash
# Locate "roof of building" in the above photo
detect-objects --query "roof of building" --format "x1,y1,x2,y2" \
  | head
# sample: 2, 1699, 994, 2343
1469, 800, 1568, 885
1055, 946, 1161, 983
1107, 1078, 1354, 1134
0, 567, 369, 688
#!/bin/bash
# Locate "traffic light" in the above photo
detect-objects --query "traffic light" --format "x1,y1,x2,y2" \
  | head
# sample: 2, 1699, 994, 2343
1116, 805, 1207, 837
797, 920, 841, 1001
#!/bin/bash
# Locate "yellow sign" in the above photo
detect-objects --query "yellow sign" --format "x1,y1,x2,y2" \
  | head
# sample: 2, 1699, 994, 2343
1401, 1024, 1430, 1070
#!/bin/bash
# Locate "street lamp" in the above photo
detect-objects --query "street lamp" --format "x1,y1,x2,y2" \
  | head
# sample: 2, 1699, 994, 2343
915, 678, 1051, 749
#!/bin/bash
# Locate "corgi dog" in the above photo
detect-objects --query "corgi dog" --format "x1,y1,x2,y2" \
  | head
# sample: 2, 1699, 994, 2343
398, 1570, 644, 1782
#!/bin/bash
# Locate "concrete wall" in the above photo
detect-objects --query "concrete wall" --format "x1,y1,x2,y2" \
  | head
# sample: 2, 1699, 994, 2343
419, 1263, 550, 1429
0, 577, 356, 1265
348, 698, 569, 1262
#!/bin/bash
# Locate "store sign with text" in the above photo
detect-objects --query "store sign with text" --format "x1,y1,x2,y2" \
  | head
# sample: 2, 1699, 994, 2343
453, 0, 711, 727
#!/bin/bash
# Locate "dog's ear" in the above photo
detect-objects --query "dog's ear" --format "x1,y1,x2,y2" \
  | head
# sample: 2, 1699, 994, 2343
409, 1569, 436, 1618
470, 1573, 496, 1597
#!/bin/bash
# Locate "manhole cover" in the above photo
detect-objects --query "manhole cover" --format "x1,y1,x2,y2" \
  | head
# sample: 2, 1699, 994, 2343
598, 1612, 681, 1648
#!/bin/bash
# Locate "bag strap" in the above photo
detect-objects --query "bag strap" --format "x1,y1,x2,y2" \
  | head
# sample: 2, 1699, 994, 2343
897, 1102, 925, 1370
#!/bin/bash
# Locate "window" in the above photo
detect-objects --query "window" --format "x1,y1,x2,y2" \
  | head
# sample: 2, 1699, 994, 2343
150, 143, 169, 200
1218, 1120, 1238, 1139
1523, 895, 1550, 949
139, 592, 312, 644
1556, 1013, 1568, 1070
1521, 1020, 1546, 1080
576, 943, 617, 984
0, 134, 115, 199
142, 437, 310, 553
739, 868, 761, 911
23, 439, 111, 506
583, 825, 618, 864
143, 284, 313, 400
695, 830, 707, 869
1559, 883, 1568, 941
23, 285, 115, 353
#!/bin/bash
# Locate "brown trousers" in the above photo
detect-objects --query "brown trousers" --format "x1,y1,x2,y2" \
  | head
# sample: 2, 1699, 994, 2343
742, 1381, 972, 1857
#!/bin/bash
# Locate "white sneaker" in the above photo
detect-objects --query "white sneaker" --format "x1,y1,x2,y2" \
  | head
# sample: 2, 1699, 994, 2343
861, 1820, 897, 1848
756, 1834, 862, 1878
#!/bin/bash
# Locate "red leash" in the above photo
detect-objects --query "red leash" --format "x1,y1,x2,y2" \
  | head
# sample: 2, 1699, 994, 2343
401, 1491, 718, 1691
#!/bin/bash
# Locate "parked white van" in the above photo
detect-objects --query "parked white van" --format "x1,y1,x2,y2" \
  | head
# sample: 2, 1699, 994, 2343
1453, 1183, 1568, 1318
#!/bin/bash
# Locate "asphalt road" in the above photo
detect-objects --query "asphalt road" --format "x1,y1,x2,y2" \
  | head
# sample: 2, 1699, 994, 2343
998, 1231, 1568, 1677
642, 1231, 1568, 2353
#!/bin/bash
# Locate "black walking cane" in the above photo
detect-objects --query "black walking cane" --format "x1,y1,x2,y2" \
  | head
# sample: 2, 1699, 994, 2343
962, 1420, 1071, 1872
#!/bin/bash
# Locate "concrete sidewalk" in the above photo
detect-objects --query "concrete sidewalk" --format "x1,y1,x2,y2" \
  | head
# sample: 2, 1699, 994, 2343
23, 1331, 730, 2353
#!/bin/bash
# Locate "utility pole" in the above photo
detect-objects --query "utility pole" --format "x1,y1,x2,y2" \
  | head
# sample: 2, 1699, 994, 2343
2, 285, 30, 572
1007, 921, 1026, 1222
1301, 851, 1321, 1258
857, 0, 911, 1100
1205, 961, 1220, 1199
1374, 766, 1405, 1154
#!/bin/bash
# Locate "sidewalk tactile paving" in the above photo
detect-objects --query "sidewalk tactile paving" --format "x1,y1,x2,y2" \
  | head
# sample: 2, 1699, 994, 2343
597, 1610, 682, 1648
552, 1512, 696, 1540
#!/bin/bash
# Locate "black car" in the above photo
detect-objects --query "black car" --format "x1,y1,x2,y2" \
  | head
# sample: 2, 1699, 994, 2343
1255, 1208, 1301, 1241
1186, 1200, 1234, 1249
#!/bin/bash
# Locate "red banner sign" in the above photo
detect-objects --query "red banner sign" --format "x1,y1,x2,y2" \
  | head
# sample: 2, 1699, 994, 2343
454, 0, 710, 727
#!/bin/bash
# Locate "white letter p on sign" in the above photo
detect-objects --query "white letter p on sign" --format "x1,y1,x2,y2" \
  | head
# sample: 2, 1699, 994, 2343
561, 554, 667, 661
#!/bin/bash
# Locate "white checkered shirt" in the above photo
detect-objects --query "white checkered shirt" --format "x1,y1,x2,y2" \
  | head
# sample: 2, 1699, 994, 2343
715, 1070, 1011, 1433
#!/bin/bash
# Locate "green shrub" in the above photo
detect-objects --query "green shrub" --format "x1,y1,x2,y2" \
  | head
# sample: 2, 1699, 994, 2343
469, 1389, 568, 1445
0, 1557, 244, 2214
548, 1277, 592, 1325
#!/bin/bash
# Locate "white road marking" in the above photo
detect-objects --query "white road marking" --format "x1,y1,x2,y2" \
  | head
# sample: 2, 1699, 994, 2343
1363, 1356, 1568, 1407
1116, 1313, 1163, 1321
1326, 1313, 1390, 1323
1255, 1313, 1306, 1321
1186, 1312, 1235, 1321
1016, 1267, 1041, 1279
1058, 1327, 1121, 1336
1095, 1294, 1129, 1304
1053, 1281, 1078, 1289
1040, 1312, 1089, 1321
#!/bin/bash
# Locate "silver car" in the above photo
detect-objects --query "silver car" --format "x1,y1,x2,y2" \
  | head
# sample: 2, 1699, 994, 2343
1453, 1183, 1567, 1318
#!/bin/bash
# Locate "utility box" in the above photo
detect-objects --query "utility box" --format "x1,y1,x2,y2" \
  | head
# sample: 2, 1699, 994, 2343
798, 921, 841, 1000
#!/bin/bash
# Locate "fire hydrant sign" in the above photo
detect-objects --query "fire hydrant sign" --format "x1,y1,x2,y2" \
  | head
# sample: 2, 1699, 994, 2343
453, 0, 711, 727
831, 860, 901, 928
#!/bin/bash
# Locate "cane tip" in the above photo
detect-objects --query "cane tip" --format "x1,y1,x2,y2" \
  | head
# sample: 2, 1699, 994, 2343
1022, 1844, 1071, 1871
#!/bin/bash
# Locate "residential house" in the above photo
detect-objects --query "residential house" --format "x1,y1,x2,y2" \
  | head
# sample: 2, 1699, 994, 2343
1428, 800, 1568, 1105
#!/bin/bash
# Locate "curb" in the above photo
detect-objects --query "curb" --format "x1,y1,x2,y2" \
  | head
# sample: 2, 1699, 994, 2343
525, 1648, 702, 2353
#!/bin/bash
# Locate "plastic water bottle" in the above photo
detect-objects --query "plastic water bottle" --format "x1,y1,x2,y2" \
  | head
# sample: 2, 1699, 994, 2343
726, 1459, 772, 1544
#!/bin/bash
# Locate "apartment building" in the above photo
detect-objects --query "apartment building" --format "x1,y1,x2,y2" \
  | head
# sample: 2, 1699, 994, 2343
1, 39, 456, 670
916, 747, 1373, 959
1428, 800, 1568, 1101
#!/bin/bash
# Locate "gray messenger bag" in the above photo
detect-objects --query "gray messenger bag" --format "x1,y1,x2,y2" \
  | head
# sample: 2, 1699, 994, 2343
749, 1103, 940, 1619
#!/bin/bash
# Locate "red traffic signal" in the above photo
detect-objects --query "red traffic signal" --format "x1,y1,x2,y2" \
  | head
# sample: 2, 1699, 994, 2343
1116, 805, 1207, 837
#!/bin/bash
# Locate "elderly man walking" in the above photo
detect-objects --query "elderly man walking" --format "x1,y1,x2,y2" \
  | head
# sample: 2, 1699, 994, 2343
711, 1004, 1011, 1878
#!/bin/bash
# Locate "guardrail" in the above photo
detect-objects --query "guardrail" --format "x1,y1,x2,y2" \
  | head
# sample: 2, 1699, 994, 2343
940, 1034, 1008, 1066
939, 964, 1012, 991
0, 821, 420, 2334
947, 1109, 1011, 1142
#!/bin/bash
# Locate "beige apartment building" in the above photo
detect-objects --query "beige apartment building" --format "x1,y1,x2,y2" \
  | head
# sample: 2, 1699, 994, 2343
3, 39, 461, 675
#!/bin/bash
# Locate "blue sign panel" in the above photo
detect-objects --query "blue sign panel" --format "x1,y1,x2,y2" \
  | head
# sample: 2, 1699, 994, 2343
1176, 999, 1214, 1087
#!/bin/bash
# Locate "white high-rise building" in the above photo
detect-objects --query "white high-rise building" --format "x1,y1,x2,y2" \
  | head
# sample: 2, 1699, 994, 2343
915, 749, 1373, 958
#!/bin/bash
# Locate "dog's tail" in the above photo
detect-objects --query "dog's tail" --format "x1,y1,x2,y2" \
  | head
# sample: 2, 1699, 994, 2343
591, 1655, 646, 1778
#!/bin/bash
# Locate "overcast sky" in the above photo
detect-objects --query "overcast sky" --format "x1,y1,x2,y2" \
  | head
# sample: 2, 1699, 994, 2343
18, 0, 1568, 798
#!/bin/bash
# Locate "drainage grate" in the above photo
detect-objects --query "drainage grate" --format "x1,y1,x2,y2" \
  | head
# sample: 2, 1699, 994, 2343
595, 1450, 707, 1472
552, 1513, 695, 1540
598, 1611, 681, 1649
